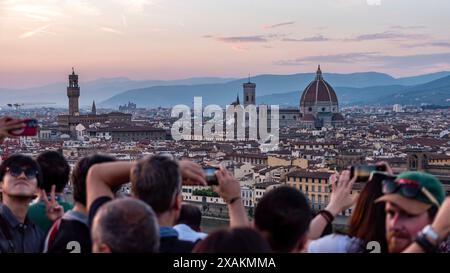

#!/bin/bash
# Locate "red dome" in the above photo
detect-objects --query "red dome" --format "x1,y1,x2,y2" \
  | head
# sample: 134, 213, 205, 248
300, 66, 338, 111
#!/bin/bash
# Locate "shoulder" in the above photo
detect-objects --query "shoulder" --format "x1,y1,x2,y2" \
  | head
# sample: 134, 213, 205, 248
160, 236, 195, 253
308, 234, 354, 253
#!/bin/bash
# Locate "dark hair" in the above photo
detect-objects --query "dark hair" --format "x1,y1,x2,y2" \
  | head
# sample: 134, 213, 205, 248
348, 173, 388, 253
254, 186, 312, 252
72, 154, 116, 206
177, 204, 202, 231
130, 155, 181, 214
36, 150, 70, 193
93, 197, 160, 253
0, 154, 43, 186
193, 228, 272, 253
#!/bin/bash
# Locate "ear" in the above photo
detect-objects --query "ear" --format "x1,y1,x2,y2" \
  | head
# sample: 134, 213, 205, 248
174, 192, 182, 211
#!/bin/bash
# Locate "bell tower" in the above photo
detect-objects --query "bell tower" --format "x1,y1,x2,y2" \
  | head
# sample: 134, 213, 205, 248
243, 75, 256, 107
67, 67, 80, 116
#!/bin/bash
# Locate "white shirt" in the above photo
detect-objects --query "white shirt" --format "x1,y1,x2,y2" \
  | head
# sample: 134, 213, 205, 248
308, 234, 364, 253
173, 224, 207, 243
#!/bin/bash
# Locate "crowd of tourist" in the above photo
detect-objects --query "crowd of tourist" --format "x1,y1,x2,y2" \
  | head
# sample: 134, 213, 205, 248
1, 116, 449, 253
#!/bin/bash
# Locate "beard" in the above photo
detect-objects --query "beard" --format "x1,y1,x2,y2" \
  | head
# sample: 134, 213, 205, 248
387, 230, 413, 253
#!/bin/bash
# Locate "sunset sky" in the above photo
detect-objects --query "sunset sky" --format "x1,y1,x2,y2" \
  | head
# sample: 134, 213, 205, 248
1, 0, 450, 88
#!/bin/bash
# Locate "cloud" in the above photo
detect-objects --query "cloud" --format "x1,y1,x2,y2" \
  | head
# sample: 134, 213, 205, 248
401, 42, 450, 49
206, 33, 286, 44
274, 52, 380, 65
283, 35, 330, 42
263, 21, 295, 30
347, 31, 428, 41
391, 25, 427, 30
19, 25, 51, 39
4, 3, 62, 22
274, 52, 450, 69
213, 35, 269, 43
67, 1, 101, 16
99, 27, 123, 35
114, 0, 164, 14
231, 45, 249, 52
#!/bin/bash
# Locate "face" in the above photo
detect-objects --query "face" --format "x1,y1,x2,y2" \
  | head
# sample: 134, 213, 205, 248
385, 202, 431, 253
0, 165, 38, 198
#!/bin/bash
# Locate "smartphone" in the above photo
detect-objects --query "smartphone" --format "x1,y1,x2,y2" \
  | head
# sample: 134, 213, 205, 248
350, 164, 387, 182
203, 166, 220, 186
369, 171, 396, 185
9, 119, 38, 137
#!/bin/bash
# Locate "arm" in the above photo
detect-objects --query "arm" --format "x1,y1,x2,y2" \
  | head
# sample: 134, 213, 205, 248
214, 167, 250, 228
86, 161, 133, 210
308, 170, 356, 240
403, 197, 450, 253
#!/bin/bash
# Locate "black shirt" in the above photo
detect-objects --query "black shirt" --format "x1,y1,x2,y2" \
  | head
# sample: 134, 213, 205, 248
0, 204, 45, 253
159, 235, 196, 253
47, 211, 91, 253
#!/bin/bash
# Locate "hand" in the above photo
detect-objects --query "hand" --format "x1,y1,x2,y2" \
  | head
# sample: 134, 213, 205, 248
326, 170, 357, 216
431, 197, 450, 242
376, 161, 394, 175
213, 167, 241, 203
178, 160, 207, 186
42, 185, 64, 222
0, 117, 25, 143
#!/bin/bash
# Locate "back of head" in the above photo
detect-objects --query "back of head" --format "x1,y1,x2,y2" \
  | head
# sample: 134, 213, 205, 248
193, 228, 272, 253
177, 204, 202, 231
254, 186, 312, 252
130, 155, 181, 214
92, 197, 160, 253
72, 154, 116, 206
36, 150, 70, 193
348, 173, 387, 252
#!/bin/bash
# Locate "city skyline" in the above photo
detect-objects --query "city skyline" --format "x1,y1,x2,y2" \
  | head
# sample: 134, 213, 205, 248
1, 0, 450, 88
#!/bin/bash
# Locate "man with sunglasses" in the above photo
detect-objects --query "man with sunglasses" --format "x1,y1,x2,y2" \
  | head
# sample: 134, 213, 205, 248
376, 171, 446, 253
0, 154, 45, 253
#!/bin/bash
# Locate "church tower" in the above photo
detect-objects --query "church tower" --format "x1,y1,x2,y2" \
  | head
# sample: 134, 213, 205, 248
243, 75, 256, 107
67, 67, 80, 116
91, 100, 97, 115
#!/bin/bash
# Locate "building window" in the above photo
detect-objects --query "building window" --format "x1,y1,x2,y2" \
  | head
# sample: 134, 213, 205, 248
322, 108, 325, 112
308, 107, 312, 112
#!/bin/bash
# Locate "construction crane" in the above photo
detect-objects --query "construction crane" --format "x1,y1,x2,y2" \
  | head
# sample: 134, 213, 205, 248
6, 102, 56, 110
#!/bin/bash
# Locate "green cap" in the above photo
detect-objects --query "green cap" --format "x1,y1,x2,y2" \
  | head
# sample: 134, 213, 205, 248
376, 171, 445, 215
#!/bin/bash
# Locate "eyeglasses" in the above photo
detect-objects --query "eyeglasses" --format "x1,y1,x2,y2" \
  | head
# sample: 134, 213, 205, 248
6, 166, 38, 180
382, 178, 440, 208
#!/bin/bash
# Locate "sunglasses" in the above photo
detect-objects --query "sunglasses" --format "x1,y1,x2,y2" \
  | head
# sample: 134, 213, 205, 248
382, 178, 440, 208
6, 166, 39, 180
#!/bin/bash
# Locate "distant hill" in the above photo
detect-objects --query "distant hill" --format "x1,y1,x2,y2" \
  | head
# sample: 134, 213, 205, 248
2, 71, 450, 108
374, 75, 450, 105
102, 71, 450, 108
396, 71, 450, 86
0, 77, 236, 107
258, 85, 408, 106
259, 76, 450, 106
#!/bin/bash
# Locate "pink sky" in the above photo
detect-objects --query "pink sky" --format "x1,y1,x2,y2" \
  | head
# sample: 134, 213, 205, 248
1, 0, 450, 88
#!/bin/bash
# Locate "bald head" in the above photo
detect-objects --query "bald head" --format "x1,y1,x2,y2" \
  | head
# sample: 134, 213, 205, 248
92, 197, 160, 253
